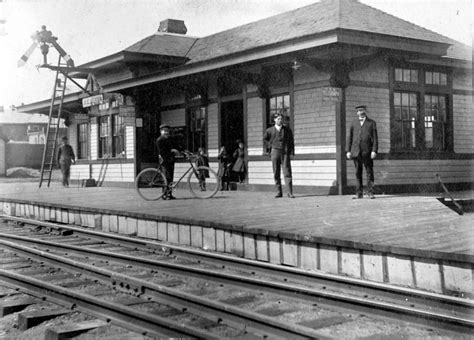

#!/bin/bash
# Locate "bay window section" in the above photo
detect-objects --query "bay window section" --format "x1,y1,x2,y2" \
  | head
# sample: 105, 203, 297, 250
391, 65, 451, 153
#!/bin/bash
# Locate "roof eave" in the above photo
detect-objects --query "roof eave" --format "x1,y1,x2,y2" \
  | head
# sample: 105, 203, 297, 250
17, 92, 86, 114
336, 28, 452, 57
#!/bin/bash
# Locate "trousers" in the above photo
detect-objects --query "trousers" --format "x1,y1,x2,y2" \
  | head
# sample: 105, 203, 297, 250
271, 148, 292, 193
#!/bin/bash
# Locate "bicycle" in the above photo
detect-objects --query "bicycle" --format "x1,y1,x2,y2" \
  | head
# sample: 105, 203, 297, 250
135, 150, 219, 200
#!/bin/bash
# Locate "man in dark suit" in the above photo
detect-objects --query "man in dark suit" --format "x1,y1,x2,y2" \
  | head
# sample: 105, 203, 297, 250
156, 124, 179, 200
346, 105, 378, 199
263, 113, 295, 198
57, 136, 75, 187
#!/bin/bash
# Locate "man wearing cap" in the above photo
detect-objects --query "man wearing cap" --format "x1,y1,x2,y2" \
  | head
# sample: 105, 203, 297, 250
263, 112, 295, 198
346, 105, 378, 199
57, 136, 75, 187
156, 124, 179, 199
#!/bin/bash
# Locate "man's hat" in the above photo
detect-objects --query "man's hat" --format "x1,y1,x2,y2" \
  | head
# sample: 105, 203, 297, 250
61, 136, 68, 141
355, 105, 367, 110
159, 124, 171, 130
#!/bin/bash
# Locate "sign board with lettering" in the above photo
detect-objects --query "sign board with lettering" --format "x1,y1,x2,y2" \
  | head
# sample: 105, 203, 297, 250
82, 94, 104, 108
73, 114, 89, 123
322, 87, 342, 103
119, 106, 136, 117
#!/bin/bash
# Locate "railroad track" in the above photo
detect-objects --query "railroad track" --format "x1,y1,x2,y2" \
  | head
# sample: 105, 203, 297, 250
0, 215, 472, 339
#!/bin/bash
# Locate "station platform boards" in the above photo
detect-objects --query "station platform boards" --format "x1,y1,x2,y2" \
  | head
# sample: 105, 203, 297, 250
0, 180, 472, 299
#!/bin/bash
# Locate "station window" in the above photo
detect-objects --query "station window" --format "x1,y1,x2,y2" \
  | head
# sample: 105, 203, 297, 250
393, 92, 418, 149
187, 106, 206, 153
394, 68, 419, 83
424, 94, 447, 150
112, 114, 125, 157
98, 116, 111, 158
77, 123, 88, 159
267, 93, 290, 128
425, 71, 447, 85
391, 65, 451, 153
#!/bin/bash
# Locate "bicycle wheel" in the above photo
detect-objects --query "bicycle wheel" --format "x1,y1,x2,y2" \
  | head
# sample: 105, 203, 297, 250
135, 168, 167, 201
187, 166, 219, 199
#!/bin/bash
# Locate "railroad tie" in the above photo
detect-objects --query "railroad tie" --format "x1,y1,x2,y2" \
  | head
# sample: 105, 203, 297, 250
18, 309, 71, 331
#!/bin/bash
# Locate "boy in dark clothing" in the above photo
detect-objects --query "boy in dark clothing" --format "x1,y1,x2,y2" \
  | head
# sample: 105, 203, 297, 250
57, 136, 75, 187
217, 146, 232, 191
196, 147, 209, 191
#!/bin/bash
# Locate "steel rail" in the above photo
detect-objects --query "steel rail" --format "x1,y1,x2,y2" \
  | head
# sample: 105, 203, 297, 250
0, 269, 219, 339
2, 215, 472, 311
0, 230, 472, 335
0, 238, 330, 339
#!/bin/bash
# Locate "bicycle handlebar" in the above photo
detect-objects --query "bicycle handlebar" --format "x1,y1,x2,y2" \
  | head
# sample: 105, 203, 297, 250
181, 150, 198, 160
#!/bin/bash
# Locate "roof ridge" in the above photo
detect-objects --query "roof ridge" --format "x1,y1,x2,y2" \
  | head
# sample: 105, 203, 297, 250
193, 1, 321, 41
348, 0, 455, 43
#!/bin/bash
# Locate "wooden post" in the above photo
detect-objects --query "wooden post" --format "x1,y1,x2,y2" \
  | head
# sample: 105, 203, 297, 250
335, 88, 347, 195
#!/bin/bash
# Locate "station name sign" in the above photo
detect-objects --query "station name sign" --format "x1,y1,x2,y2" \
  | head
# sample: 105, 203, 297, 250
322, 87, 342, 103
82, 94, 104, 108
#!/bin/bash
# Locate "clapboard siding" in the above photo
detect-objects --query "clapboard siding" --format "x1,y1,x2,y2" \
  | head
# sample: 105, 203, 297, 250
350, 58, 389, 83
68, 123, 78, 157
345, 86, 391, 154
247, 96, 264, 156
0, 139, 6, 175
70, 164, 90, 180
91, 163, 135, 183
249, 160, 337, 186
294, 87, 336, 147
452, 68, 473, 91
453, 94, 474, 154
90, 122, 98, 160
208, 103, 219, 157
347, 159, 474, 186
125, 125, 135, 159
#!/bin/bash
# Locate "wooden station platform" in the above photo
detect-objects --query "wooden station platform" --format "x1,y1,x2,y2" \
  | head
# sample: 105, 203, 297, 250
0, 180, 472, 298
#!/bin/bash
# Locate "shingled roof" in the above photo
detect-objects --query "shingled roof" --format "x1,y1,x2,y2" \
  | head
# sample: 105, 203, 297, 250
118, 0, 467, 67
125, 33, 197, 58
185, 0, 457, 64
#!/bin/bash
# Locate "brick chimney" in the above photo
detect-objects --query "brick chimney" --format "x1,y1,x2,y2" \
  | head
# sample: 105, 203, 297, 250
158, 19, 187, 35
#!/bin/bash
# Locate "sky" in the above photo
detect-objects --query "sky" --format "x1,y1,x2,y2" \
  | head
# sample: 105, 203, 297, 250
0, 0, 472, 111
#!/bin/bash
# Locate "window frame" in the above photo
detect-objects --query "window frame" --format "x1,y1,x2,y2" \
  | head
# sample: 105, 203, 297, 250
186, 106, 207, 153
266, 92, 291, 128
112, 114, 125, 158
98, 115, 111, 158
390, 63, 452, 154
77, 122, 89, 159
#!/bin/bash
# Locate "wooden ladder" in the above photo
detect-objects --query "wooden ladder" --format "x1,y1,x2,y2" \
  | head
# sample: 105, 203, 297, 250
39, 56, 68, 188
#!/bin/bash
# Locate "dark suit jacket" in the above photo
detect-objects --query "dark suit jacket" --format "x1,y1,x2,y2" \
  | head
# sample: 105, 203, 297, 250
346, 117, 378, 157
263, 125, 295, 155
57, 144, 75, 166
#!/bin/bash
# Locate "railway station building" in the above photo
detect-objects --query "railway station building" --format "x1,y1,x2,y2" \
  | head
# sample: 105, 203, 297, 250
19, 0, 473, 194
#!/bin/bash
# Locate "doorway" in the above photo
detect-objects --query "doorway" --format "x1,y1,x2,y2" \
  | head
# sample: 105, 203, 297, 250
221, 100, 244, 155
221, 100, 244, 182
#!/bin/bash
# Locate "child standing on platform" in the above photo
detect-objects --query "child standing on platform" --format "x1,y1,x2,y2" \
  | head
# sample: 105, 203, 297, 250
232, 139, 246, 183
217, 146, 232, 190
196, 147, 209, 191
